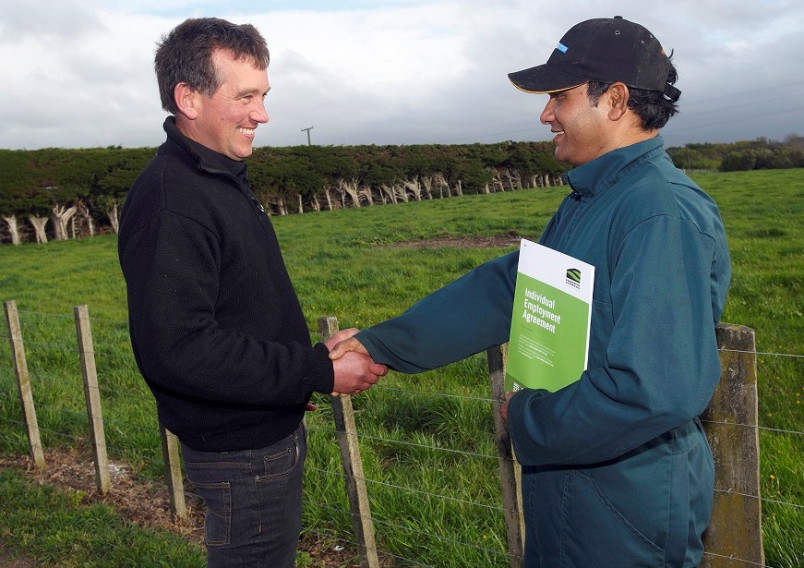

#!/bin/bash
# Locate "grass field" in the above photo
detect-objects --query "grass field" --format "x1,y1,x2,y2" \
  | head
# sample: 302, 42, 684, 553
0, 168, 801, 567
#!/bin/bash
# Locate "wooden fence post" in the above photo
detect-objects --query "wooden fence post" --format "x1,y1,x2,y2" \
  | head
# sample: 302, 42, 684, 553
159, 424, 187, 520
487, 344, 524, 568
318, 316, 380, 568
700, 323, 764, 567
74, 305, 111, 494
3, 300, 45, 469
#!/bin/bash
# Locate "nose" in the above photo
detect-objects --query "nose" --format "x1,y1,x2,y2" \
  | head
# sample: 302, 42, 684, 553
540, 98, 554, 125
253, 99, 269, 124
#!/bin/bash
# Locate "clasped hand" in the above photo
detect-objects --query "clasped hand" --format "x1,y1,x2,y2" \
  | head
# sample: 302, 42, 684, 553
326, 329, 517, 423
325, 328, 387, 396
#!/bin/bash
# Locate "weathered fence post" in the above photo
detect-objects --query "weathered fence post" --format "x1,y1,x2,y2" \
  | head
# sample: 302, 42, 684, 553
487, 344, 524, 568
74, 305, 111, 494
700, 323, 764, 567
318, 316, 380, 568
159, 424, 187, 520
3, 300, 45, 469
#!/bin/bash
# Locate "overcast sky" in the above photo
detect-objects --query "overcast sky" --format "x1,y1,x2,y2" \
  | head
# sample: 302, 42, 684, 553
2, 0, 803, 151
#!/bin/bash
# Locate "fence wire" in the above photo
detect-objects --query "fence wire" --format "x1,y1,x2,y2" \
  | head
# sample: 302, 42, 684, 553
0, 308, 801, 567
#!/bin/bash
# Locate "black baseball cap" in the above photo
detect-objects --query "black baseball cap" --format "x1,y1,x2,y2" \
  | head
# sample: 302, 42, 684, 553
508, 16, 680, 101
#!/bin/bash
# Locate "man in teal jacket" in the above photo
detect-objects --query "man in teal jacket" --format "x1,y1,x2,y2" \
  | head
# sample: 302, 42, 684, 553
330, 17, 731, 567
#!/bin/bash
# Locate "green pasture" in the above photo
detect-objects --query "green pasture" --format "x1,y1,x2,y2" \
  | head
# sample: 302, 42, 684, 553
0, 168, 801, 567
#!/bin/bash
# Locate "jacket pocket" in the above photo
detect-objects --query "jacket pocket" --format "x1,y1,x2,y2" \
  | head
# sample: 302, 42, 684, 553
559, 469, 666, 567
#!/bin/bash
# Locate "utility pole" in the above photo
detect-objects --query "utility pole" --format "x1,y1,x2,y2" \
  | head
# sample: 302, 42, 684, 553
301, 126, 314, 146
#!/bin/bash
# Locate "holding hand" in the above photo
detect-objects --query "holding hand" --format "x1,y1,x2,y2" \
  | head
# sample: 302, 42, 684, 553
325, 329, 387, 396
500, 391, 516, 423
328, 335, 370, 360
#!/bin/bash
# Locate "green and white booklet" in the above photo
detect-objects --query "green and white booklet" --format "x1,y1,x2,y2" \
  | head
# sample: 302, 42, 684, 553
505, 239, 595, 393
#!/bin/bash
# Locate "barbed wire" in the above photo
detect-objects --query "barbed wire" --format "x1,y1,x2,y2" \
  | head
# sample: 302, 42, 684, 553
306, 464, 506, 514
702, 418, 804, 439
8, 406, 799, 519
307, 424, 502, 461
308, 501, 512, 561
702, 551, 773, 568
0, 415, 511, 566
2, 308, 804, 361
733, 349, 804, 360
1, 413, 799, 567
303, 525, 438, 568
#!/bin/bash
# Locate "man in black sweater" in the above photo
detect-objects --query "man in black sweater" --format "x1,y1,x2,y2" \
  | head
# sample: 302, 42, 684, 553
118, 17, 386, 567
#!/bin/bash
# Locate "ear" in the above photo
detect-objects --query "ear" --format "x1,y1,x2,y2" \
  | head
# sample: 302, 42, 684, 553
174, 82, 201, 120
606, 83, 630, 121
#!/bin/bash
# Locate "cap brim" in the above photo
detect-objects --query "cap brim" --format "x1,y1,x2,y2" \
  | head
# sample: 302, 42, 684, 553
508, 64, 585, 94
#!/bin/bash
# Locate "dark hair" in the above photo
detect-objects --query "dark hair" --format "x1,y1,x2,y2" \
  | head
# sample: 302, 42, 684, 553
154, 17, 270, 114
586, 59, 679, 130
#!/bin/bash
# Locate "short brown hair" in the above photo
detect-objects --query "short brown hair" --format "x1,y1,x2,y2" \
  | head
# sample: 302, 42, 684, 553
154, 17, 270, 114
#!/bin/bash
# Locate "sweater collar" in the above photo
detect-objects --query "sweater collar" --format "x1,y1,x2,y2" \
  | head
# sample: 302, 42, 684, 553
563, 135, 666, 197
163, 116, 247, 181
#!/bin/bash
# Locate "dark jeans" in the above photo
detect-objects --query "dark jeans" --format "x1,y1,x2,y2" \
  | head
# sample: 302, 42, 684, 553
181, 423, 307, 567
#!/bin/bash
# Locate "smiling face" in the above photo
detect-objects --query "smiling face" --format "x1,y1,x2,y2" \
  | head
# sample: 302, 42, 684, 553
180, 49, 270, 160
539, 84, 612, 166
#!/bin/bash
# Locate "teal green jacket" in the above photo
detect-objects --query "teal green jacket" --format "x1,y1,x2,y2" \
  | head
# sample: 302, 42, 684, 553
357, 136, 731, 567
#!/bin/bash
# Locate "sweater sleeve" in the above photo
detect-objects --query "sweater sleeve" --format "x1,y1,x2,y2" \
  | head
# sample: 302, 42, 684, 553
508, 215, 724, 465
356, 251, 519, 373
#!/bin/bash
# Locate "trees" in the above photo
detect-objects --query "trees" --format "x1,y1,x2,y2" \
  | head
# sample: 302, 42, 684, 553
0, 150, 35, 244
0, 147, 152, 243
667, 136, 804, 172
93, 148, 155, 234
3, 134, 800, 245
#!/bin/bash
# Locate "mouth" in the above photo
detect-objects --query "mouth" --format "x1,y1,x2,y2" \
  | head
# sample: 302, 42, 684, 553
238, 127, 256, 137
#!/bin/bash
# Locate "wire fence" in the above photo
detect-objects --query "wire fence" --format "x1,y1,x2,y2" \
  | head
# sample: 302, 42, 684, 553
0, 305, 802, 567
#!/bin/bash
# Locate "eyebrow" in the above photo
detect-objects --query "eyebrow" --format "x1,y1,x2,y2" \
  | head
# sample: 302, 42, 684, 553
234, 86, 270, 98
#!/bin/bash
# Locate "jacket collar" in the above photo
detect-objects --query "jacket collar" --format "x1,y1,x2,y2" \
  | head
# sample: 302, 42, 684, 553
563, 135, 666, 197
163, 116, 247, 181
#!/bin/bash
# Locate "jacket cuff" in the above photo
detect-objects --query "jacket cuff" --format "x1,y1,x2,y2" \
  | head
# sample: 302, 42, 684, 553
305, 342, 335, 394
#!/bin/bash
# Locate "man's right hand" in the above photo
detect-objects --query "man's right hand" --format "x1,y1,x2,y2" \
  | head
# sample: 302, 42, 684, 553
330, 351, 385, 396
326, 331, 386, 396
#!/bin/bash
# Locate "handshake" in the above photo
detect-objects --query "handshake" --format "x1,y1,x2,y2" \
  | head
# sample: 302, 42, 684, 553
322, 328, 514, 421
325, 328, 386, 396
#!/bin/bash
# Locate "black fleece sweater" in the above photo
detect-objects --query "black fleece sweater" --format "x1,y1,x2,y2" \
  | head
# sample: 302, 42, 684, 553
118, 118, 334, 452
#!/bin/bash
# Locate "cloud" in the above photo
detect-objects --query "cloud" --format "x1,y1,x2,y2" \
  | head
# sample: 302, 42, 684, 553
0, 0, 105, 43
0, 0, 802, 150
